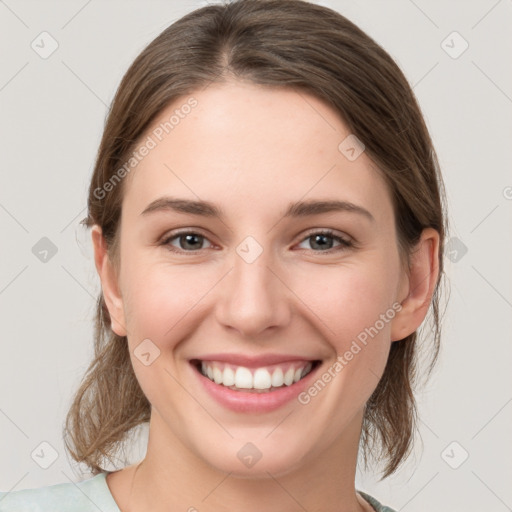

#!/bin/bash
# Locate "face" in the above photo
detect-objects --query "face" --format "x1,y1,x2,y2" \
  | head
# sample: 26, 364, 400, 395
99, 81, 414, 477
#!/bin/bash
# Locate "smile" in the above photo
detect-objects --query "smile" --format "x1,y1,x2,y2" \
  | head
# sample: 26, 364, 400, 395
190, 355, 322, 412
198, 360, 317, 392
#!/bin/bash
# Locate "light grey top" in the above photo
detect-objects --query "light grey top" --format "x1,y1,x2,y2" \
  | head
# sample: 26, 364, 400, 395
0, 472, 396, 511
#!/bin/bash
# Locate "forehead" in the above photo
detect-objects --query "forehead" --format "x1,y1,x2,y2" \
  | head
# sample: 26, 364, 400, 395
122, 81, 394, 226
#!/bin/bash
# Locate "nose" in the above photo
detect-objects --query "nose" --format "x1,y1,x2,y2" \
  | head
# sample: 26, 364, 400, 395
214, 244, 292, 338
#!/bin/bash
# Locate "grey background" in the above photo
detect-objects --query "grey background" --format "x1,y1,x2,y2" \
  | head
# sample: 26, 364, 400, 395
1, 0, 511, 510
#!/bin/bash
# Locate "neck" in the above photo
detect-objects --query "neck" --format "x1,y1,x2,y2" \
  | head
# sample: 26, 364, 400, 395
123, 408, 369, 512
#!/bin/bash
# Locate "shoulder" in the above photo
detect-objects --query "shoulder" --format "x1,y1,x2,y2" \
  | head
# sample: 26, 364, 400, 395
0, 472, 120, 512
358, 490, 397, 512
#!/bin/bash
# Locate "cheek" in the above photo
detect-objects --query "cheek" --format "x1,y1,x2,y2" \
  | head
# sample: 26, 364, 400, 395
292, 262, 398, 343
289, 259, 400, 402
119, 258, 212, 405
120, 256, 214, 342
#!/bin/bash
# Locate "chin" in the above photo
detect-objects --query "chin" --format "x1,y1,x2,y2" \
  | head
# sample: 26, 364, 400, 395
198, 438, 311, 479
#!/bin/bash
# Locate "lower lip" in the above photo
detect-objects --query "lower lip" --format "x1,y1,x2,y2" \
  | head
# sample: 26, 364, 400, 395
192, 362, 320, 413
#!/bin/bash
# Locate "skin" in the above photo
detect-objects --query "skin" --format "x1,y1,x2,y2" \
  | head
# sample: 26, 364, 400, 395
92, 80, 440, 512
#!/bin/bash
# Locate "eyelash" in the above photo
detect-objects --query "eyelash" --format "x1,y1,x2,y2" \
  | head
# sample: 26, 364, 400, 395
159, 229, 354, 255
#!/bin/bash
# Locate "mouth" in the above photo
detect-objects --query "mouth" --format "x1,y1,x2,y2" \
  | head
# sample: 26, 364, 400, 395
190, 359, 321, 393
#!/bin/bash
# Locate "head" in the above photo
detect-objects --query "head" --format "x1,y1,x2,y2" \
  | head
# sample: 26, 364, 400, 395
64, 0, 447, 480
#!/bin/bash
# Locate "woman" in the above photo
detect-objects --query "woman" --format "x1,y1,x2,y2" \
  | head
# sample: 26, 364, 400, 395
0, 0, 447, 510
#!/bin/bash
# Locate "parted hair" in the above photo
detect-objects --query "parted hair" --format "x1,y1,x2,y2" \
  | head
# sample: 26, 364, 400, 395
64, 0, 448, 478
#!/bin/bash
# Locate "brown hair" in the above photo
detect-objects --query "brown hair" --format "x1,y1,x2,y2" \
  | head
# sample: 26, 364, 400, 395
64, 0, 448, 479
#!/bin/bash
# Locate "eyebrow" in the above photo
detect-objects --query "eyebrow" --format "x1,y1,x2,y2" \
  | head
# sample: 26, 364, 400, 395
140, 197, 375, 222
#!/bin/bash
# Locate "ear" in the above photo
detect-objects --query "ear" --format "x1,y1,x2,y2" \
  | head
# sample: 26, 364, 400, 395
390, 228, 440, 342
91, 225, 127, 337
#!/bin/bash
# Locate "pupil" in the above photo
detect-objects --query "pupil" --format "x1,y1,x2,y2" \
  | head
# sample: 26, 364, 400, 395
182, 234, 201, 250
312, 234, 332, 250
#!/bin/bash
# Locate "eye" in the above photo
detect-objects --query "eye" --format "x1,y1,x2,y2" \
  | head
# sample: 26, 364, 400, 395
160, 228, 354, 255
296, 229, 353, 253
161, 230, 214, 253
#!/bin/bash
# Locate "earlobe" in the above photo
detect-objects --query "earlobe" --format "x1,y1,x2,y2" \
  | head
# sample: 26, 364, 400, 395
91, 225, 127, 337
390, 228, 440, 342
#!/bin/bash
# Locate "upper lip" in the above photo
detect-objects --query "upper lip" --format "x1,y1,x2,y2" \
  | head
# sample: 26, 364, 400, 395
191, 353, 320, 368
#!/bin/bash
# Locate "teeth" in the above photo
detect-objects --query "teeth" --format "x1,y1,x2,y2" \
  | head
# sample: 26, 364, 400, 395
223, 366, 235, 386
235, 367, 253, 389
271, 367, 284, 387
301, 362, 313, 378
284, 368, 295, 386
199, 361, 315, 391
253, 368, 272, 390
213, 366, 223, 385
